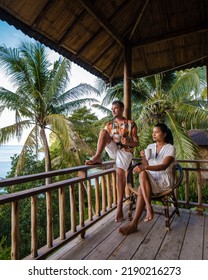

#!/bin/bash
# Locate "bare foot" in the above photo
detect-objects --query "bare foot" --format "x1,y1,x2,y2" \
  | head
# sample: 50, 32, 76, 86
119, 223, 137, 235
115, 216, 124, 222
115, 210, 124, 222
144, 206, 154, 222
85, 156, 102, 165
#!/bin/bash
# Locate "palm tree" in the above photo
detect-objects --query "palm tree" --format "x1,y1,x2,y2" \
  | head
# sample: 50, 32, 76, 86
0, 41, 99, 180
93, 68, 208, 160
135, 68, 208, 159
93, 77, 149, 119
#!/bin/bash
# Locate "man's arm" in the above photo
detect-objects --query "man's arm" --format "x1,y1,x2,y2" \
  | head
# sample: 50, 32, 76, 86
120, 123, 139, 147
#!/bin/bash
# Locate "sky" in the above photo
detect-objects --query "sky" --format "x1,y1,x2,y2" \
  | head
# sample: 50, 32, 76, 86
0, 20, 98, 145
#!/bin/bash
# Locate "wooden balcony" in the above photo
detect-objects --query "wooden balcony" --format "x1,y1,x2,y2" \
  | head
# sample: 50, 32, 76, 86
0, 159, 208, 260
48, 205, 208, 260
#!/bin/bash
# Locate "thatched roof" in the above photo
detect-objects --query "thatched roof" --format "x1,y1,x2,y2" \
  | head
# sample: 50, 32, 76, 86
188, 129, 208, 146
0, 0, 208, 82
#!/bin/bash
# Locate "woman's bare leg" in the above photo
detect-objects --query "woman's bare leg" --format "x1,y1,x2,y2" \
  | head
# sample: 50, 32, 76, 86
119, 188, 145, 235
139, 171, 154, 221
85, 129, 111, 164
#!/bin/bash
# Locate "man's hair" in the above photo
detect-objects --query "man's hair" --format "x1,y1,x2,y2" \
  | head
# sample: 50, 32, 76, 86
112, 100, 124, 109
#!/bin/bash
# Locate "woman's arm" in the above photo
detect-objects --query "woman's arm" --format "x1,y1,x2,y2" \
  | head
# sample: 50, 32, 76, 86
134, 156, 174, 173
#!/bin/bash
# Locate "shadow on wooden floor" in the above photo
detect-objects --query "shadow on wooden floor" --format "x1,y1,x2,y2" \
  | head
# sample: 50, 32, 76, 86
48, 205, 208, 260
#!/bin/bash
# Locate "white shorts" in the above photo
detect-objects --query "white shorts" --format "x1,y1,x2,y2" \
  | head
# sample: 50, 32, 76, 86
105, 141, 133, 171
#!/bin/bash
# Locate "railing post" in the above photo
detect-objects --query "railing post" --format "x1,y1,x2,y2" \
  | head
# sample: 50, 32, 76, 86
46, 191, 53, 247
11, 201, 19, 260
106, 174, 112, 209
69, 184, 76, 232
95, 177, 100, 216
78, 171, 86, 238
196, 162, 203, 212
101, 175, 107, 213
185, 170, 190, 207
87, 180, 93, 221
112, 171, 117, 206
59, 187, 66, 239
31, 195, 38, 258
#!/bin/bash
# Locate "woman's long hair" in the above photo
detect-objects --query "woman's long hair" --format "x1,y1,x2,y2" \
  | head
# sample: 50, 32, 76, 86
155, 123, 174, 145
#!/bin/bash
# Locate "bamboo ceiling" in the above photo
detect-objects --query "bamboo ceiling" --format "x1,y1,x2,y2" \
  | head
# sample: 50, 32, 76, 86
0, 0, 208, 83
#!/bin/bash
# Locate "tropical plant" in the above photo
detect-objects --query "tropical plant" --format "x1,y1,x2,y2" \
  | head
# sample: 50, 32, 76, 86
0, 236, 10, 260
93, 77, 149, 119
136, 68, 208, 159
0, 41, 99, 180
45, 106, 106, 170
93, 68, 208, 160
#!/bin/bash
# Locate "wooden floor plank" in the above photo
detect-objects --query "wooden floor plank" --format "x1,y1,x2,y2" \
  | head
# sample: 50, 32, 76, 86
108, 213, 160, 260
179, 211, 204, 260
83, 219, 130, 260
47, 207, 208, 260
203, 212, 208, 260
131, 214, 167, 260
155, 210, 190, 259
48, 209, 119, 260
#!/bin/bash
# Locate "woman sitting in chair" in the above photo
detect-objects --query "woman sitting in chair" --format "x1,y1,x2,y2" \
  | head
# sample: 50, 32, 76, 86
119, 123, 176, 235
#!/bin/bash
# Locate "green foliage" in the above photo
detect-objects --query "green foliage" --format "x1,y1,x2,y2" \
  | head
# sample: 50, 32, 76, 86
0, 151, 45, 258
0, 148, 96, 259
68, 106, 99, 151
0, 41, 100, 175
95, 68, 207, 161
0, 236, 11, 260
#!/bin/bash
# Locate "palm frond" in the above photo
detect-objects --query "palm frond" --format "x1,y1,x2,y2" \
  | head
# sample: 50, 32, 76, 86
168, 71, 200, 100
201, 87, 208, 101
178, 102, 208, 128
58, 98, 99, 115
94, 78, 107, 95
46, 58, 71, 103
91, 104, 112, 116
0, 120, 32, 145
165, 111, 198, 160
14, 125, 42, 175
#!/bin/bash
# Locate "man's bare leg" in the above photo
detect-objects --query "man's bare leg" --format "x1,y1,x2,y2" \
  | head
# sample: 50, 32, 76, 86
115, 168, 126, 222
85, 129, 111, 165
125, 173, 131, 205
119, 188, 145, 235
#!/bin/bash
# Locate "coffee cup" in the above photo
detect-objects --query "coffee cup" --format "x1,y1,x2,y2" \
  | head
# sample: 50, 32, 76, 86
113, 134, 121, 143
144, 148, 152, 160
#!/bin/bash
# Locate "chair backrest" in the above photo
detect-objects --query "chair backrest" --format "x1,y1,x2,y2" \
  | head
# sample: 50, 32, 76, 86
172, 163, 183, 190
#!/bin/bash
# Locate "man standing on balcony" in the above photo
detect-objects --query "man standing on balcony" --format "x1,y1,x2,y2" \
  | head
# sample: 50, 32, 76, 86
85, 100, 139, 222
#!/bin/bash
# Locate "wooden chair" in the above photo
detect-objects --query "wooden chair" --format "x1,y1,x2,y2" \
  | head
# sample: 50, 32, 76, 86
127, 161, 183, 230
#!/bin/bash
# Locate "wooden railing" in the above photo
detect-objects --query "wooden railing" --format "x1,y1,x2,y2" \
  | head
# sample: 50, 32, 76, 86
0, 159, 208, 260
0, 161, 117, 260
177, 159, 208, 210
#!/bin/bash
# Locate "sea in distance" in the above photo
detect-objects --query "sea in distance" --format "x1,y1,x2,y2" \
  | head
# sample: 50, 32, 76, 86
0, 145, 44, 179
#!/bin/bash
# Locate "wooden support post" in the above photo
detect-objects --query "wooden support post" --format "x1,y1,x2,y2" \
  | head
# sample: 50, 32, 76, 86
59, 187, 66, 240
124, 42, 132, 119
31, 195, 38, 258
11, 201, 19, 260
46, 191, 53, 248
69, 184, 77, 232
206, 62, 208, 105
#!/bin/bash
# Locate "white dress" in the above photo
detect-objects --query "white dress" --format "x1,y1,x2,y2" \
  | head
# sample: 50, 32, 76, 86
145, 143, 176, 195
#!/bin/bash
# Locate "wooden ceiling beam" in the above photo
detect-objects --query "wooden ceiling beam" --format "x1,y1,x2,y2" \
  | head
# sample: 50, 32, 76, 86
31, 0, 53, 27
132, 24, 208, 48
129, 0, 149, 40
78, 0, 124, 48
